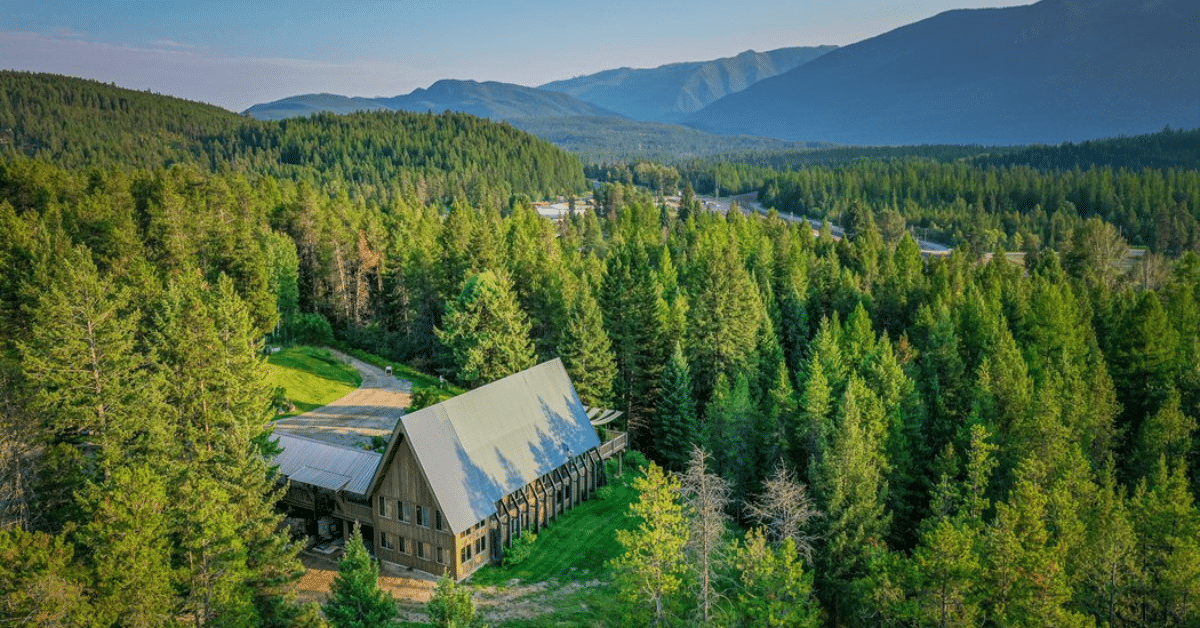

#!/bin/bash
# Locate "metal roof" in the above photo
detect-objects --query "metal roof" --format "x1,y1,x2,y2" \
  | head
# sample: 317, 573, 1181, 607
273, 433, 382, 496
382, 359, 601, 533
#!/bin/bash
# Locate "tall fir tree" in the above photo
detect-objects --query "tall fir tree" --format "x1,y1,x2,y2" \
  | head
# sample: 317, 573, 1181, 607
436, 270, 536, 388
648, 343, 699, 472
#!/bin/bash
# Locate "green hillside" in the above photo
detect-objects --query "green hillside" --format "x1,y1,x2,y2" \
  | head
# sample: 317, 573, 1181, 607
0, 71, 587, 202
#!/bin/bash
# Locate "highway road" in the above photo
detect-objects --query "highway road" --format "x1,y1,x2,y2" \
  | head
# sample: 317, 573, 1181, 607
698, 192, 952, 254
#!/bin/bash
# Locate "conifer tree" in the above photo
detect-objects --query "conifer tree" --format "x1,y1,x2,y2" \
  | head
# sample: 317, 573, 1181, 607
648, 343, 698, 472
687, 238, 763, 402
555, 280, 616, 407
612, 463, 689, 628
324, 525, 398, 628
78, 464, 176, 628
814, 376, 891, 623
0, 529, 90, 627
601, 242, 668, 440
19, 239, 169, 507
1130, 459, 1200, 627
436, 270, 536, 387
728, 530, 820, 628
427, 576, 483, 628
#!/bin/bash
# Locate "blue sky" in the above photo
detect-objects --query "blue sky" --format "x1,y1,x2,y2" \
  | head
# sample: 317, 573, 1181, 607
2, 0, 1032, 112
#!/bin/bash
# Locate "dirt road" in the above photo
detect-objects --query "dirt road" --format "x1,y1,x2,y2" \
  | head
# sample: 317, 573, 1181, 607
272, 350, 413, 449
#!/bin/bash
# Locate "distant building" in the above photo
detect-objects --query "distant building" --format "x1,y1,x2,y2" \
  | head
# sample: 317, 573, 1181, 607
272, 359, 626, 580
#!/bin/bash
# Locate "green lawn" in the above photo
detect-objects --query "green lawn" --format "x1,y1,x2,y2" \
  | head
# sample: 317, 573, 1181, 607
266, 346, 361, 417
460, 470, 642, 628
470, 478, 638, 586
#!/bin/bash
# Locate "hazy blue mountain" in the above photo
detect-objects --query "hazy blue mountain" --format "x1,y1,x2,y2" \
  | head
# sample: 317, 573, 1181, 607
244, 80, 619, 121
539, 46, 836, 123
378, 79, 621, 119
686, 0, 1200, 145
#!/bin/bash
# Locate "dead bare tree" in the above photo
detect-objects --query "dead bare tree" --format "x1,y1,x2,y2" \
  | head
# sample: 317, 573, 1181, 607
678, 445, 730, 625
745, 461, 821, 563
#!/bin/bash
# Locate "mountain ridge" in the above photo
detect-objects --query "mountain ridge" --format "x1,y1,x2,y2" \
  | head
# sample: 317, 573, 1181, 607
539, 46, 836, 123
685, 0, 1200, 145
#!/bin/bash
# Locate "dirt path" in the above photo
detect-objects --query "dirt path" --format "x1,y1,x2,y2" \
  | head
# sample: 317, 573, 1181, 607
297, 551, 597, 623
273, 350, 413, 449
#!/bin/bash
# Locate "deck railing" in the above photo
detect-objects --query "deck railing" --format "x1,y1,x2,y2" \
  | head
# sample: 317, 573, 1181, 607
597, 431, 628, 460
341, 500, 374, 523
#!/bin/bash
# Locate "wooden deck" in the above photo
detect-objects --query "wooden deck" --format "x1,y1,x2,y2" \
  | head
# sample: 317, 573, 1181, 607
597, 431, 628, 460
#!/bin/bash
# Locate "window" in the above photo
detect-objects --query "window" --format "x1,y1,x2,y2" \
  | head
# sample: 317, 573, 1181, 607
435, 510, 444, 531
417, 506, 430, 528
402, 501, 413, 523
398, 536, 406, 554
461, 546, 470, 563
437, 546, 445, 564
397, 500, 407, 522
475, 535, 486, 555
416, 542, 426, 559
377, 495, 389, 518
380, 532, 394, 550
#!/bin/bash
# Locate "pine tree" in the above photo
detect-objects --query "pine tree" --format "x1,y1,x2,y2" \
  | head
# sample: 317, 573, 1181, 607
910, 517, 984, 628
601, 242, 668, 440
612, 463, 689, 627
1130, 459, 1200, 627
648, 343, 699, 472
19, 240, 169, 483
687, 238, 763, 402
323, 524, 398, 628
78, 464, 177, 628
1078, 464, 1140, 628
436, 270, 536, 387
814, 376, 891, 623
555, 280, 616, 407
728, 530, 821, 628
984, 461, 1093, 628
0, 529, 90, 627
427, 576, 483, 628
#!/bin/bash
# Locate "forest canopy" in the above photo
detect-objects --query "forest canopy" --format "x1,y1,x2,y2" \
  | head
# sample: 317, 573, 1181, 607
1, 72, 1199, 628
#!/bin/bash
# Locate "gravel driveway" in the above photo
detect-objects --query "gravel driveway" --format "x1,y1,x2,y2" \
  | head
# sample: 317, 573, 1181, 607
272, 350, 413, 449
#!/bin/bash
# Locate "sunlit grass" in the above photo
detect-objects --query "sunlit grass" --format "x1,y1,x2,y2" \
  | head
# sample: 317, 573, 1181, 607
266, 346, 361, 417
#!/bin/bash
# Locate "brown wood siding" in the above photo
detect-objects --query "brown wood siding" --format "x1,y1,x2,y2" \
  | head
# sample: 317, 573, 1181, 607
368, 442, 603, 580
371, 436, 458, 577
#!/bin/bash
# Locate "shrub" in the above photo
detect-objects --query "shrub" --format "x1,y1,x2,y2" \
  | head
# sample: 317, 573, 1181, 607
623, 450, 649, 473
292, 313, 333, 346
410, 385, 453, 412
504, 532, 537, 567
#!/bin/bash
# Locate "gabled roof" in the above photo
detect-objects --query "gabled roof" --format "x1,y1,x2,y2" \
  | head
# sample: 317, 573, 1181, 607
273, 433, 381, 496
370, 358, 601, 533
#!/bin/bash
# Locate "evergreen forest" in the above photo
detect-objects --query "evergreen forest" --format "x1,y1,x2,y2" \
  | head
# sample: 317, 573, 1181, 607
2, 71, 1200, 627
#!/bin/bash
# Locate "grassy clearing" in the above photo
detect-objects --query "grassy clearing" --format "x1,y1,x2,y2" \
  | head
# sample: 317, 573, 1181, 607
459, 469, 642, 628
266, 346, 361, 417
471, 478, 638, 586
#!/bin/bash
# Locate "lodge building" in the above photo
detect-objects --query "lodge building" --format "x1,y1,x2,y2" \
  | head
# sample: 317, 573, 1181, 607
272, 358, 627, 580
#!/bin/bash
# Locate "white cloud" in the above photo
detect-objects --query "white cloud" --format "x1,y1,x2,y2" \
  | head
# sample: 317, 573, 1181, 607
149, 39, 205, 50
0, 31, 440, 111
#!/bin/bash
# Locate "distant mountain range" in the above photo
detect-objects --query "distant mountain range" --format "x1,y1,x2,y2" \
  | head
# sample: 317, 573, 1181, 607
538, 47, 836, 123
244, 79, 620, 121
245, 0, 1199, 148
686, 0, 1200, 145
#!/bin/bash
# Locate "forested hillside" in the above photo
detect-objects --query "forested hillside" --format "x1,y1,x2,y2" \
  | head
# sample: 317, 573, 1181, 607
2, 72, 1200, 628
